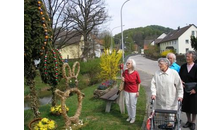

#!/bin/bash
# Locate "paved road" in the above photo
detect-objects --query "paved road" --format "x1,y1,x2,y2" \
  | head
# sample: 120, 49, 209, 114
128, 54, 196, 130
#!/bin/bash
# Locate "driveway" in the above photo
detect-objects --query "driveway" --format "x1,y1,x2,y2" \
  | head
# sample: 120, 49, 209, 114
128, 54, 196, 130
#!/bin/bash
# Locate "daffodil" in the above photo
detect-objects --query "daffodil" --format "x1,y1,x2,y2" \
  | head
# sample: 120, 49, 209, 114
50, 105, 69, 115
33, 118, 56, 130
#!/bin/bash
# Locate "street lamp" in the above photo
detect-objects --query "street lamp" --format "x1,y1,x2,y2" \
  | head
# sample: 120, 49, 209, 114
121, 0, 130, 63
110, 25, 124, 54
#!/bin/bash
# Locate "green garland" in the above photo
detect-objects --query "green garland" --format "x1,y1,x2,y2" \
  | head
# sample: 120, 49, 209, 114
24, 0, 65, 117
39, 49, 63, 86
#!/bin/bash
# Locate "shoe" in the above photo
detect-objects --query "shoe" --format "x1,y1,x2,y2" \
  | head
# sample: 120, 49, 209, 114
130, 119, 135, 123
183, 121, 191, 128
126, 117, 131, 122
190, 123, 196, 130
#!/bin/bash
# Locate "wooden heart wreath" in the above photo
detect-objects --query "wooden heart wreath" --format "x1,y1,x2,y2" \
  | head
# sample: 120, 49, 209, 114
55, 88, 85, 127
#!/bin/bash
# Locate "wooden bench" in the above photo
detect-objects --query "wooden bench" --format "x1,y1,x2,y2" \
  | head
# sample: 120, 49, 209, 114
100, 88, 119, 112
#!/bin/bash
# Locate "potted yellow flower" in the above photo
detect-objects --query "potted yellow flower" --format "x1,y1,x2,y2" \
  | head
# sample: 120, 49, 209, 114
29, 118, 56, 130
50, 105, 69, 115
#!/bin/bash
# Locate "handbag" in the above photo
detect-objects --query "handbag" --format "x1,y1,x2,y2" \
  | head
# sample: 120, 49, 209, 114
184, 82, 197, 93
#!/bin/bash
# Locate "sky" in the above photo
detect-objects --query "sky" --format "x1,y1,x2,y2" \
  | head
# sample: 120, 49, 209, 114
102, 0, 197, 35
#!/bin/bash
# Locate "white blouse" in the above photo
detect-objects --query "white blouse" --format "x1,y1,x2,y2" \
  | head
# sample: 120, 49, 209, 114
151, 68, 183, 110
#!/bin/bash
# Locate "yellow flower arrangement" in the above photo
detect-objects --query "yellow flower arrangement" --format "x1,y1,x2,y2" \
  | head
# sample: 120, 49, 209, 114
33, 118, 56, 130
50, 105, 69, 115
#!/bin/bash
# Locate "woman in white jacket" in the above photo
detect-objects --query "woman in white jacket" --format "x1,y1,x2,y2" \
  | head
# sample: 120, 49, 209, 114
151, 58, 183, 110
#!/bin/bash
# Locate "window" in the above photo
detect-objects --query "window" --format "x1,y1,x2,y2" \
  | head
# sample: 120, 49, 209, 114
192, 31, 195, 36
186, 48, 189, 53
185, 39, 189, 44
166, 46, 174, 50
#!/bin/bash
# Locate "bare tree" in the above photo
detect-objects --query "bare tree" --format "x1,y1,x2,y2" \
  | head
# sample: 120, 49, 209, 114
65, 0, 109, 60
42, 0, 81, 48
43, 0, 109, 58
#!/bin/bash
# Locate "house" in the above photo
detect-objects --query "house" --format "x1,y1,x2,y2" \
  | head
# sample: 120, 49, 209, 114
55, 31, 104, 60
143, 33, 166, 50
150, 33, 167, 46
87, 35, 104, 58
55, 32, 84, 59
157, 24, 197, 54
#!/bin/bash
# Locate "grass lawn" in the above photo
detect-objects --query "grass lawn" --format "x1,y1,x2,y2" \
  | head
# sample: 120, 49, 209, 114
24, 84, 147, 130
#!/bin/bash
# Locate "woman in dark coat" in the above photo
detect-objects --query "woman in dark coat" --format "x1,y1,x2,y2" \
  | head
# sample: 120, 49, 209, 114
179, 51, 197, 130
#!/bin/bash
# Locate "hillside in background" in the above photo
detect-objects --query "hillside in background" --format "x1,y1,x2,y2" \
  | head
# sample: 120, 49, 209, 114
114, 25, 173, 48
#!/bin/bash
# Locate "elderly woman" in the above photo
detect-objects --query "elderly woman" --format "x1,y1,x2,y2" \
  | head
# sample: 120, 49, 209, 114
179, 51, 197, 130
121, 59, 141, 124
166, 53, 180, 73
151, 58, 183, 109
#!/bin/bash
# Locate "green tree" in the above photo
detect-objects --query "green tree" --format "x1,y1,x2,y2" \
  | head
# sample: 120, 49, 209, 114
144, 45, 160, 58
24, 0, 63, 117
191, 35, 197, 51
103, 35, 111, 49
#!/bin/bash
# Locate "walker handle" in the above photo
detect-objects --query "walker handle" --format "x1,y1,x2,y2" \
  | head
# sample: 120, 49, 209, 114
151, 99, 155, 105
150, 99, 155, 111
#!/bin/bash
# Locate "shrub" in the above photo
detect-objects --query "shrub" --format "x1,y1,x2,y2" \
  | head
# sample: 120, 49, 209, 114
160, 49, 175, 57
99, 49, 122, 81
80, 58, 101, 85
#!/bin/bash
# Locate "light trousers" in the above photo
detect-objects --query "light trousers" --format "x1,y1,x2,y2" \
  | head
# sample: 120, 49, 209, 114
124, 91, 138, 120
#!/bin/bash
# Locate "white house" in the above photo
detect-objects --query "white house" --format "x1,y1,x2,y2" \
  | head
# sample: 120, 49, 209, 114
150, 33, 167, 45
157, 24, 197, 54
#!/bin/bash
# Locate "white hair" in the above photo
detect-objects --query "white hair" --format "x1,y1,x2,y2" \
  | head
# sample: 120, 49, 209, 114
158, 58, 170, 67
185, 50, 197, 61
166, 53, 177, 62
126, 58, 136, 70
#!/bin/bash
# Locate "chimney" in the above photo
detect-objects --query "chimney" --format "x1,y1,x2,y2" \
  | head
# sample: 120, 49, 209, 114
177, 26, 180, 30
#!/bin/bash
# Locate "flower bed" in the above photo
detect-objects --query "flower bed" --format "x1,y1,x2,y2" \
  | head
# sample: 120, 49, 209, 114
93, 80, 116, 98
97, 80, 116, 90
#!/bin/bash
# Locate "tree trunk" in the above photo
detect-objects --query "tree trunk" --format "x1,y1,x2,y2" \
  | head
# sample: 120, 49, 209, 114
29, 79, 40, 118
26, 63, 40, 118
81, 34, 89, 61
51, 86, 56, 106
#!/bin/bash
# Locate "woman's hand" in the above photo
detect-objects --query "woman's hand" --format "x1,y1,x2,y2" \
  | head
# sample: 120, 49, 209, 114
151, 95, 156, 100
136, 92, 139, 97
178, 97, 183, 102
190, 89, 196, 95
